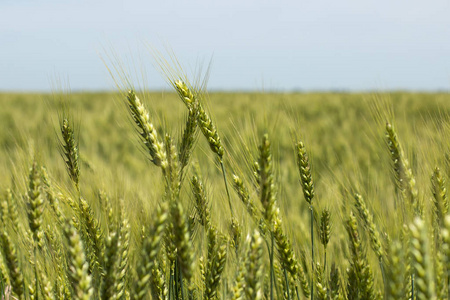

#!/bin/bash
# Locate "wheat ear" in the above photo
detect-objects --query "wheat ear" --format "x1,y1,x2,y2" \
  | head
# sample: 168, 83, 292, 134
345, 212, 377, 299
385, 240, 406, 299
100, 230, 119, 300
385, 122, 421, 216
318, 209, 331, 272
441, 215, 450, 299
410, 217, 436, 300
64, 218, 93, 300
1, 231, 24, 300
115, 214, 130, 299
354, 193, 385, 291
134, 202, 168, 300
431, 167, 448, 226
244, 230, 263, 300
204, 226, 228, 300
26, 161, 44, 248
296, 141, 315, 299
126, 90, 167, 169
191, 173, 210, 228
59, 117, 80, 191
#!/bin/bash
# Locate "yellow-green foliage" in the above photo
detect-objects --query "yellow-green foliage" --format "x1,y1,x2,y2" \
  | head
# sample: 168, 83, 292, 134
0, 90, 449, 299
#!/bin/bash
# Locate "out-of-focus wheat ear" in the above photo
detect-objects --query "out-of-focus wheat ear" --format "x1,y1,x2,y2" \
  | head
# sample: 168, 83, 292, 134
44, 226, 70, 299
296, 141, 315, 205
297, 261, 310, 299
442, 215, 450, 300
41, 167, 64, 223
150, 260, 168, 300
187, 285, 197, 300
134, 202, 168, 300
258, 134, 278, 226
100, 230, 119, 300
318, 209, 331, 248
252, 161, 261, 187
385, 240, 406, 299
4, 190, 22, 236
59, 117, 80, 191
385, 122, 404, 194
205, 224, 217, 289
179, 107, 198, 177
126, 90, 167, 170
410, 217, 436, 300
244, 230, 263, 300
273, 217, 300, 280
37, 261, 54, 300
165, 134, 180, 196
150, 260, 167, 299
164, 221, 177, 265
171, 199, 195, 284
60, 194, 79, 218
204, 227, 228, 300
115, 214, 130, 299
400, 224, 414, 300
232, 174, 259, 221
328, 263, 341, 300
0, 232, 23, 299
191, 174, 210, 228
230, 218, 241, 256
354, 193, 383, 258
385, 122, 421, 216
28, 276, 37, 300
98, 190, 115, 233
345, 212, 377, 300
318, 208, 331, 271
431, 167, 448, 226
314, 262, 327, 300
288, 270, 297, 300
434, 250, 445, 300
353, 193, 385, 291
64, 218, 93, 300
0, 250, 10, 287
299, 249, 309, 279
78, 196, 104, 279
26, 161, 44, 248
272, 262, 285, 300
0, 192, 8, 226
199, 255, 206, 292
231, 261, 245, 300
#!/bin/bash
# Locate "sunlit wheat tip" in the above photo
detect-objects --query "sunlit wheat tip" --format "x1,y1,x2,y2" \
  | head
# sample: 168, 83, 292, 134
126, 90, 167, 169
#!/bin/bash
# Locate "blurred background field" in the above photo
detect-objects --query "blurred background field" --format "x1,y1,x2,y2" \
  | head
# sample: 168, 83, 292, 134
1, 92, 449, 230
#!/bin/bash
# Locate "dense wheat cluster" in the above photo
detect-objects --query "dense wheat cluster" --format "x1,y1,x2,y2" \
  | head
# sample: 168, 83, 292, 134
0, 80, 449, 299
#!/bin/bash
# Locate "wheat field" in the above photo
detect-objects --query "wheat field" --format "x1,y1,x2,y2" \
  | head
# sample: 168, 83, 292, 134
0, 87, 449, 299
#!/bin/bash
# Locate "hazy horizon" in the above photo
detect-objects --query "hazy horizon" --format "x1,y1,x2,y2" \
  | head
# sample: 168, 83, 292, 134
1, 0, 449, 92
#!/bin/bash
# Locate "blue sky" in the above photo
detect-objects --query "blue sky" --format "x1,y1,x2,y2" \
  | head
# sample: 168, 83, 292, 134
1, 0, 449, 91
